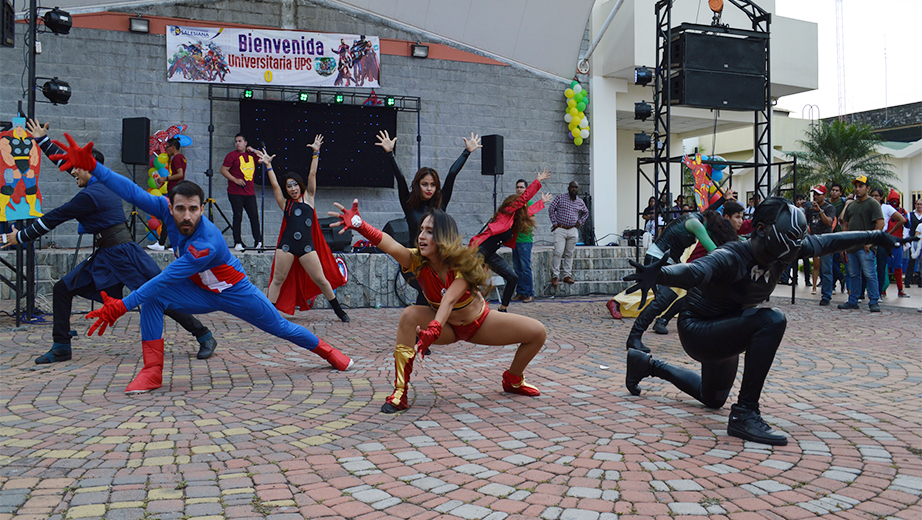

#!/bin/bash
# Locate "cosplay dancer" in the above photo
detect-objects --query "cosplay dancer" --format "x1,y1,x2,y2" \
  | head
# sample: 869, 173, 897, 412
375, 130, 481, 305
623, 197, 916, 445
250, 138, 349, 322
608, 208, 735, 353
469, 170, 552, 312
1, 120, 216, 364
329, 201, 547, 413
48, 134, 353, 394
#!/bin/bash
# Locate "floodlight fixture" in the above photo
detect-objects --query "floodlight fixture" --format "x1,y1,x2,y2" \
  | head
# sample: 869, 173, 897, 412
634, 100, 652, 121
634, 66, 653, 86
43, 7, 72, 35
42, 77, 71, 104
128, 16, 149, 34
410, 42, 429, 58
634, 131, 651, 152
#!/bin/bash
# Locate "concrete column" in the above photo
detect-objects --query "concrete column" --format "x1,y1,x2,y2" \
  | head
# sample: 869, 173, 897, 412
589, 75, 627, 244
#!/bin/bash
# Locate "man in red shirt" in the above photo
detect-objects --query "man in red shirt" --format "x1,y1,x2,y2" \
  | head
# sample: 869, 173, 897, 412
150, 138, 187, 251
221, 133, 261, 251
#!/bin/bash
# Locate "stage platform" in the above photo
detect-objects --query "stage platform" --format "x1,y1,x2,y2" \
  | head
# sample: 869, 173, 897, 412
0, 245, 641, 308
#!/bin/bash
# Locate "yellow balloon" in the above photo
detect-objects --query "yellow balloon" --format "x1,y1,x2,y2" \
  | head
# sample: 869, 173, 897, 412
565, 89, 575, 98
567, 98, 576, 108
157, 153, 169, 167
574, 136, 583, 146
569, 107, 578, 117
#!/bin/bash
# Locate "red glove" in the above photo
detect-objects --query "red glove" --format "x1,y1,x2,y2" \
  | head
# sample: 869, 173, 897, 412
49, 133, 98, 172
415, 320, 442, 359
336, 200, 383, 245
85, 291, 127, 336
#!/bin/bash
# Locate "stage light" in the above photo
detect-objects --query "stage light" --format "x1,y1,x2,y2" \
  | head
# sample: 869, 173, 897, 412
634, 66, 652, 86
334, 94, 344, 104
43, 7, 71, 35
634, 100, 652, 121
634, 131, 651, 152
385, 96, 395, 107
298, 91, 310, 102
42, 77, 71, 105
128, 16, 149, 34
243, 88, 253, 98
410, 42, 429, 58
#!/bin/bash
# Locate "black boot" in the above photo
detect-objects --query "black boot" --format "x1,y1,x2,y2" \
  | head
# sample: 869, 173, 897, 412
727, 404, 788, 446
652, 318, 669, 334
196, 332, 218, 360
330, 297, 350, 323
35, 343, 72, 364
625, 349, 653, 396
625, 286, 677, 352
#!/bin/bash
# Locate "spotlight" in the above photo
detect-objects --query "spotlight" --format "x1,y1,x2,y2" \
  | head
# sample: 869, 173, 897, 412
385, 96, 395, 107
43, 7, 72, 35
634, 66, 652, 86
634, 131, 651, 152
42, 77, 71, 105
128, 16, 149, 34
298, 91, 310, 102
334, 94, 344, 104
410, 42, 429, 58
243, 88, 253, 98
634, 100, 652, 121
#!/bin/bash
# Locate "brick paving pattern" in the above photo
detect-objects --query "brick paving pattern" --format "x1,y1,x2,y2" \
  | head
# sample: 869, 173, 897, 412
1, 297, 920, 519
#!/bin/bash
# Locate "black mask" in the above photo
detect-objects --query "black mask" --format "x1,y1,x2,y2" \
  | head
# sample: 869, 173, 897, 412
758, 203, 807, 264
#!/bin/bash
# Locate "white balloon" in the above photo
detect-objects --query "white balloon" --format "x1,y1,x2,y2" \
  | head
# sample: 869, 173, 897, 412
580, 129, 590, 139
579, 118, 589, 128
564, 113, 573, 123
573, 84, 583, 94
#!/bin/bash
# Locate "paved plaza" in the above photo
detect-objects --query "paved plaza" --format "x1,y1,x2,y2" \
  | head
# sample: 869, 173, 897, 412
1, 292, 920, 519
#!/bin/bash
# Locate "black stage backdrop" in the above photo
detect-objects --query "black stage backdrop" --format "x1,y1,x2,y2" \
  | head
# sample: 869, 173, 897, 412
239, 99, 397, 188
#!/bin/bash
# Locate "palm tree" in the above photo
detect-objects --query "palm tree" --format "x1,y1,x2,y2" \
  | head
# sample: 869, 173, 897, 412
787, 120, 898, 194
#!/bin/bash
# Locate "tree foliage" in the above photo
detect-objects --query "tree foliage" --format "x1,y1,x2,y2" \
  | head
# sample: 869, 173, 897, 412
787, 120, 898, 194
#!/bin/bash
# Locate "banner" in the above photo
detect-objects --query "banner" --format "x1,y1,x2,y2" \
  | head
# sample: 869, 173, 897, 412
166, 26, 381, 88
0, 117, 43, 222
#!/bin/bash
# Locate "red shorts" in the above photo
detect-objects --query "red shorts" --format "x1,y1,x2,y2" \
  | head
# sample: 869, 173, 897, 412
450, 303, 490, 342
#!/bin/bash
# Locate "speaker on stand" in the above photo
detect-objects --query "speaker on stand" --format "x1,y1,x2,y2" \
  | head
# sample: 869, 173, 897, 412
481, 134, 504, 210
121, 117, 151, 241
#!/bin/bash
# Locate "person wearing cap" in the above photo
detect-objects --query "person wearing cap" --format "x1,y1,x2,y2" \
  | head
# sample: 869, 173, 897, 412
882, 189, 909, 297
805, 185, 837, 305
839, 175, 885, 312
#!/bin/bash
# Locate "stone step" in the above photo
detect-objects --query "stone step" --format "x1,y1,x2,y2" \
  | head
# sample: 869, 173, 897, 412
570, 257, 637, 270
535, 280, 632, 297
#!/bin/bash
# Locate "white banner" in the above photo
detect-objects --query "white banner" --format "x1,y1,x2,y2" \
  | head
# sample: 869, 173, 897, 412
166, 26, 381, 88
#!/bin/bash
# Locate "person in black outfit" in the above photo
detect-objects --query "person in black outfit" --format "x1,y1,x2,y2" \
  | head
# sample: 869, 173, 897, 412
375, 130, 481, 305
623, 197, 916, 445
3, 119, 217, 364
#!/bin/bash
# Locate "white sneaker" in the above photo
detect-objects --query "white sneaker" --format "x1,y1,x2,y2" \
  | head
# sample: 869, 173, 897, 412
255, 242, 263, 249
147, 243, 165, 251
234, 243, 245, 251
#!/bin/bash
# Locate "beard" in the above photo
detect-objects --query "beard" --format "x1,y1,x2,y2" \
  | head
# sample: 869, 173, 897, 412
178, 221, 195, 235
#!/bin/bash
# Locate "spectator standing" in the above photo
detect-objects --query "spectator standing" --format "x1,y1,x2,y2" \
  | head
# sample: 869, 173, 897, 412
548, 181, 589, 286
883, 189, 910, 297
805, 185, 837, 305
839, 175, 884, 312
512, 179, 537, 303
827, 183, 847, 293
221, 133, 261, 251
908, 198, 922, 287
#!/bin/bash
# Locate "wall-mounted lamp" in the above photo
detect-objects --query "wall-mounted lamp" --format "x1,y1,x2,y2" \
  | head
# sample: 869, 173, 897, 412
129, 16, 150, 34
410, 42, 429, 58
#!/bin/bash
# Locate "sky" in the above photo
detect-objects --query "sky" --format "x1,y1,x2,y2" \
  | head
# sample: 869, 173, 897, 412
774, 0, 922, 119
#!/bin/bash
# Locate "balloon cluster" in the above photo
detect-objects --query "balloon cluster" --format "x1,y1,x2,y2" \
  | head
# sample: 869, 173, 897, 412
147, 153, 170, 196
146, 216, 162, 243
563, 80, 590, 146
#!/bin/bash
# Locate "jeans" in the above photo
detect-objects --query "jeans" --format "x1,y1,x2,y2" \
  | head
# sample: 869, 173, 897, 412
846, 248, 879, 306
831, 251, 846, 288
512, 241, 534, 297
228, 193, 261, 246
819, 254, 833, 301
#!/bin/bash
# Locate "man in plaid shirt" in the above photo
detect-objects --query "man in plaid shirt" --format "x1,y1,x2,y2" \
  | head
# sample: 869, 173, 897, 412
548, 181, 589, 285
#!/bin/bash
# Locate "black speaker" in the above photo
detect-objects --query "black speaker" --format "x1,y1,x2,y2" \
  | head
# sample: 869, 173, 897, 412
1, 0, 14, 48
481, 134, 504, 176
121, 117, 151, 165
317, 216, 352, 252
383, 218, 411, 247
669, 69, 765, 111
670, 32, 766, 76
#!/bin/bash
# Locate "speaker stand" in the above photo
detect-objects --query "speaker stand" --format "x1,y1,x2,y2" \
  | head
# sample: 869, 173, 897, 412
125, 164, 154, 242
493, 175, 498, 212
204, 167, 233, 235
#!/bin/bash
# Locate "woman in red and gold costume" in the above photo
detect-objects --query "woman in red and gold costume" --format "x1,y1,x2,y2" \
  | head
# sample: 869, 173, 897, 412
329, 201, 547, 413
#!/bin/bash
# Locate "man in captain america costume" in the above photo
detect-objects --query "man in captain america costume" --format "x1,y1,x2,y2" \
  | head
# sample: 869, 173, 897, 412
2, 120, 216, 365
623, 197, 917, 446
48, 134, 354, 394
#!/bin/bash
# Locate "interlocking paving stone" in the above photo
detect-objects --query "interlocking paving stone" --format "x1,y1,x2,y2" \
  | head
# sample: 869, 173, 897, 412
1, 297, 919, 518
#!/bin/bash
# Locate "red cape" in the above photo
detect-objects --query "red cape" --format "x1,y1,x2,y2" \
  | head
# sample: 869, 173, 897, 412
270, 205, 346, 314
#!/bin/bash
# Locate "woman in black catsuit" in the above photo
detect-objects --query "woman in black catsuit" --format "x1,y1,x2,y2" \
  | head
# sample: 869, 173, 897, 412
252, 136, 349, 322
375, 129, 482, 305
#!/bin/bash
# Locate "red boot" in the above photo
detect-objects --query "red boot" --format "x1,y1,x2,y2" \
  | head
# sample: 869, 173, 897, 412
502, 370, 541, 396
606, 300, 622, 319
313, 339, 353, 371
125, 339, 164, 394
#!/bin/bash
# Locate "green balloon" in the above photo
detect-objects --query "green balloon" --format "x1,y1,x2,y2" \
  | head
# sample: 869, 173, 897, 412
148, 177, 157, 189
574, 93, 584, 103
576, 102, 586, 112
570, 80, 578, 88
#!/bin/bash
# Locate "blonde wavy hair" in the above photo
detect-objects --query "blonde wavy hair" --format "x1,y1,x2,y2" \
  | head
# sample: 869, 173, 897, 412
417, 210, 491, 293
